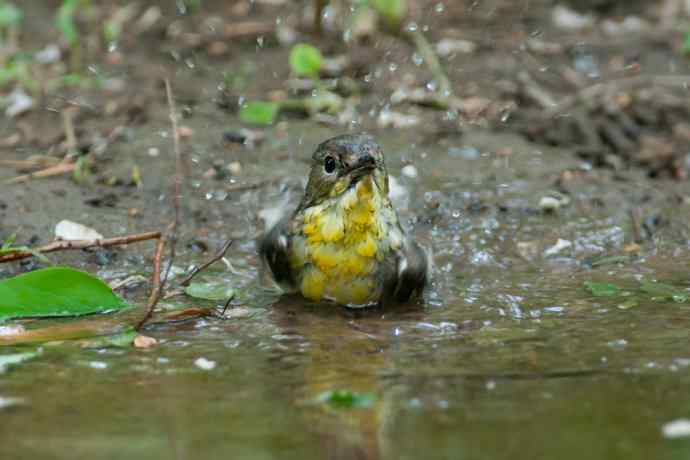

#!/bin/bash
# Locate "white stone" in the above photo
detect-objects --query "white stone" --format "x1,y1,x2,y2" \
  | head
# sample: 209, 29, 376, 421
662, 419, 690, 439
55, 220, 104, 241
194, 357, 216, 371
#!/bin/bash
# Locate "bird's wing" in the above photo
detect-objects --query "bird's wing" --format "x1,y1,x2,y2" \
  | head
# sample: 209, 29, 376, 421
390, 238, 428, 302
259, 216, 296, 289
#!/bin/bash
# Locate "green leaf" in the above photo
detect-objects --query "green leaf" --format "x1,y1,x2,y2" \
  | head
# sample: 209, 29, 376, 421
584, 281, 620, 297
289, 43, 323, 77
314, 390, 376, 409
683, 31, 690, 55
0, 267, 130, 321
0, 3, 22, 27
617, 299, 638, 310
56, 0, 80, 45
185, 282, 235, 301
1, 234, 16, 250
640, 281, 688, 303
239, 101, 279, 125
0, 234, 52, 265
371, 0, 407, 28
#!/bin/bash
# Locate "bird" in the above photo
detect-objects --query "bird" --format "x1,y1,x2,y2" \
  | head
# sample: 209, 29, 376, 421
259, 134, 427, 308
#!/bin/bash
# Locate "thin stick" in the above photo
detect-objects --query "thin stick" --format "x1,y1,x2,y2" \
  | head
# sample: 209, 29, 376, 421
62, 108, 79, 158
136, 236, 166, 331
162, 79, 182, 287
0, 231, 162, 263
223, 21, 275, 39
178, 239, 234, 287
5, 162, 76, 185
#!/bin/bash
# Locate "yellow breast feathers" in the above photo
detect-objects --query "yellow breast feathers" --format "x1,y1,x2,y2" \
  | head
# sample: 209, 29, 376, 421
289, 176, 402, 306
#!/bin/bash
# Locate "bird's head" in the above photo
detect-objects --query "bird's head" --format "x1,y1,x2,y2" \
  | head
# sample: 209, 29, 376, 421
300, 134, 389, 209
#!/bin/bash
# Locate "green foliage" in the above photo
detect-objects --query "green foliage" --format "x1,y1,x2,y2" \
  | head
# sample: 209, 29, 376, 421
0, 2, 22, 28
0, 234, 51, 264
0, 267, 130, 321
56, 0, 81, 45
185, 282, 235, 301
239, 101, 279, 125
315, 390, 377, 409
639, 281, 688, 303
584, 281, 620, 297
684, 31, 690, 55
289, 43, 323, 78
103, 21, 121, 44
370, 0, 407, 28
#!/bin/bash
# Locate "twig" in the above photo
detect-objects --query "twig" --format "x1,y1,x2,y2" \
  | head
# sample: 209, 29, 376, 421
517, 71, 558, 109
136, 236, 166, 331
630, 208, 643, 244
223, 21, 275, 39
178, 239, 234, 287
62, 108, 79, 159
162, 79, 183, 287
221, 297, 233, 315
0, 231, 162, 263
0, 157, 59, 170
5, 162, 76, 185
314, 0, 326, 34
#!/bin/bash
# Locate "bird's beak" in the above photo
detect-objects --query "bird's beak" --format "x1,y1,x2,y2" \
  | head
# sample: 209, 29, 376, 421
344, 154, 377, 181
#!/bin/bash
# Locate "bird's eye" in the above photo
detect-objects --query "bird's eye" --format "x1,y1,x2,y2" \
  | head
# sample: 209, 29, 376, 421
324, 156, 336, 174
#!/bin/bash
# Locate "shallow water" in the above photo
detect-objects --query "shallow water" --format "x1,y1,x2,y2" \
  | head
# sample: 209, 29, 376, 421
3, 126, 690, 460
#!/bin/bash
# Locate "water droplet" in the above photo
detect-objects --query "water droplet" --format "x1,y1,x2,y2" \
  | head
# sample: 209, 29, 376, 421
406, 22, 418, 32
412, 52, 423, 66
435, 2, 445, 13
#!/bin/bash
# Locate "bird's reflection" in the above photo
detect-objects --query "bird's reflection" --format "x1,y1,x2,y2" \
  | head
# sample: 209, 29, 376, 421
269, 296, 425, 460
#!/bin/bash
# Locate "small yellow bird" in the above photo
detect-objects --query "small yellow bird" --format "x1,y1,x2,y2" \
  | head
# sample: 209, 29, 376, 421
260, 134, 427, 307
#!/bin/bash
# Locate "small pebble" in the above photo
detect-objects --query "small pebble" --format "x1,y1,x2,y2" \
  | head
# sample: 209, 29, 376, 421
0, 396, 25, 410
539, 196, 561, 212
401, 165, 418, 179
194, 357, 216, 371
177, 126, 194, 139
227, 161, 242, 175
435, 38, 477, 57
662, 419, 690, 439
543, 239, 572, 257
134, 335, 157, 349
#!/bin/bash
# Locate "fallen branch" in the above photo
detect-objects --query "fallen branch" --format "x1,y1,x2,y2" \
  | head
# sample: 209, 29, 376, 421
0, 231, 162, 263
178, 239, 234, 287
5, 162, 76, 185
136, 235, 166, 331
